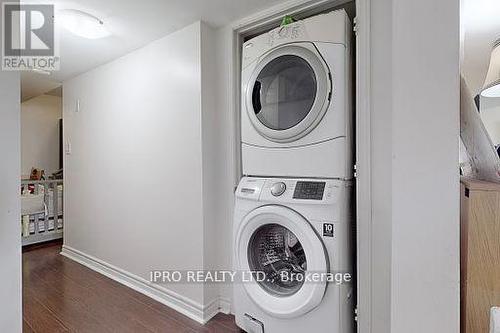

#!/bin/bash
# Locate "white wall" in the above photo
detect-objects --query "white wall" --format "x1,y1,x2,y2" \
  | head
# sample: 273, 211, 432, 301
210, 24, 237, 310
0, 2, 22, 329
371, 0, 460, 332
63, 21, 220, 320
369, 0, 393, 330
21, 95, 62, 176
0, 73, 22, 333
200, 22, 223, 308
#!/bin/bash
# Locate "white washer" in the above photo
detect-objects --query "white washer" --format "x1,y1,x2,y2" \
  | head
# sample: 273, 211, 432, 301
233, 177, 354, 333
241, 10, 353, 179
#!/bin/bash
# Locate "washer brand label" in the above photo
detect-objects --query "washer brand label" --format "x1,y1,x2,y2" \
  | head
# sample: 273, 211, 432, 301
323, 223, 334, 237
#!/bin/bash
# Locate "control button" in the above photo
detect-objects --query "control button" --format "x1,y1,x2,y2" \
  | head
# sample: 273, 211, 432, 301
270, 182, 286, 196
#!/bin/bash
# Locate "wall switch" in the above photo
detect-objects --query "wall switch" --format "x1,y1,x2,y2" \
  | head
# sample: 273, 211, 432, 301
65, 140, 72, 155
75, 99, 80, 112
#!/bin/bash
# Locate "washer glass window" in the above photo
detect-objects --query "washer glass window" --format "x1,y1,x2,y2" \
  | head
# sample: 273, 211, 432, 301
252, 55, 317, 130
247, 223, 307, 297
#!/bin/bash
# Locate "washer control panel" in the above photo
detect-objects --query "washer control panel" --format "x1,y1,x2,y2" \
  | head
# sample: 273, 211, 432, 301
236, 178, 266, 200
236, 177, 346, 205
293, 181, 326, 200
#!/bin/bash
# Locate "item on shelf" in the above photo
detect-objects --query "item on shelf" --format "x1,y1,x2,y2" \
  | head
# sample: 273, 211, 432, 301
29, 168, 45, 180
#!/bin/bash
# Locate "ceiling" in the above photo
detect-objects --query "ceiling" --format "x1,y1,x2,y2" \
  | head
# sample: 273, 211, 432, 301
21, 72, 61, 101
21, 0, 288, 100
22, 1, 500, 100
462, 0, 500, 94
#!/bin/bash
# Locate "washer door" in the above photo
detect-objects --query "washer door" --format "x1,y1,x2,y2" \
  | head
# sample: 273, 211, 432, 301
245, 43, 331, 143
235, 205, 328, 318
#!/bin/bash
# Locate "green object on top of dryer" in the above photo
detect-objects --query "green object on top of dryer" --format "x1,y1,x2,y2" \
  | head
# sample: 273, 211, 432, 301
280, 15, 295, 26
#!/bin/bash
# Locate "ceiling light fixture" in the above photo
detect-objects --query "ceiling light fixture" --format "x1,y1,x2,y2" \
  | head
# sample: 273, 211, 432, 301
58, 9, 111, 39
482, 39, 500, 97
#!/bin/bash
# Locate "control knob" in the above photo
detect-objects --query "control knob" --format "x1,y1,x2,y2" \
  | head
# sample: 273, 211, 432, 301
270, 182, 286, 196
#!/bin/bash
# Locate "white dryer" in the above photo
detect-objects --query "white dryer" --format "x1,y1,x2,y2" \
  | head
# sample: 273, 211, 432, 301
233, 177, 354, 333
241, 10, 353, 179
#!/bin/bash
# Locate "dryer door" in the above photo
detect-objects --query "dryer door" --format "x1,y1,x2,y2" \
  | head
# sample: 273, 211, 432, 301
245, 42, 331, 143
235, 205, 328, 318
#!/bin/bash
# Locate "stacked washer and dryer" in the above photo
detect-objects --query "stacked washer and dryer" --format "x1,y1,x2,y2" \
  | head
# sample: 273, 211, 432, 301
233, 9, 354, 333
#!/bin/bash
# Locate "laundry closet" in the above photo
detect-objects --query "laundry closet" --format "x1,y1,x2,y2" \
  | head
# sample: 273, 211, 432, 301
231, 4, 357, 332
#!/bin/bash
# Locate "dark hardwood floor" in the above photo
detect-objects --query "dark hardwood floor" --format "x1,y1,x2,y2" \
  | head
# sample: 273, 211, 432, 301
23, 241, 240, 333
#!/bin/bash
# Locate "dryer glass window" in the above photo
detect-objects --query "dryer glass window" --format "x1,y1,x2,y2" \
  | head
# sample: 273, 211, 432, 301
248, 223, 307, 297
252, 55, 317, 130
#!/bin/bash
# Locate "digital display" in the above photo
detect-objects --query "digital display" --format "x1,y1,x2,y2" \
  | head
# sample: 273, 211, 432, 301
293, 181, 326, 200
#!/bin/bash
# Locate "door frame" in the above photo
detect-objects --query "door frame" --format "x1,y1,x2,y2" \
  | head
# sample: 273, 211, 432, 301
228, 0, 373, 331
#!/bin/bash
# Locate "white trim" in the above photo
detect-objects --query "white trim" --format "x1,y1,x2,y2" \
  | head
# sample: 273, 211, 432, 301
231, 0, 352, 34
218, 297, 231, 314
202, 297, 222, 323
60, 245, 226, 324
355, 0, 372, 332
